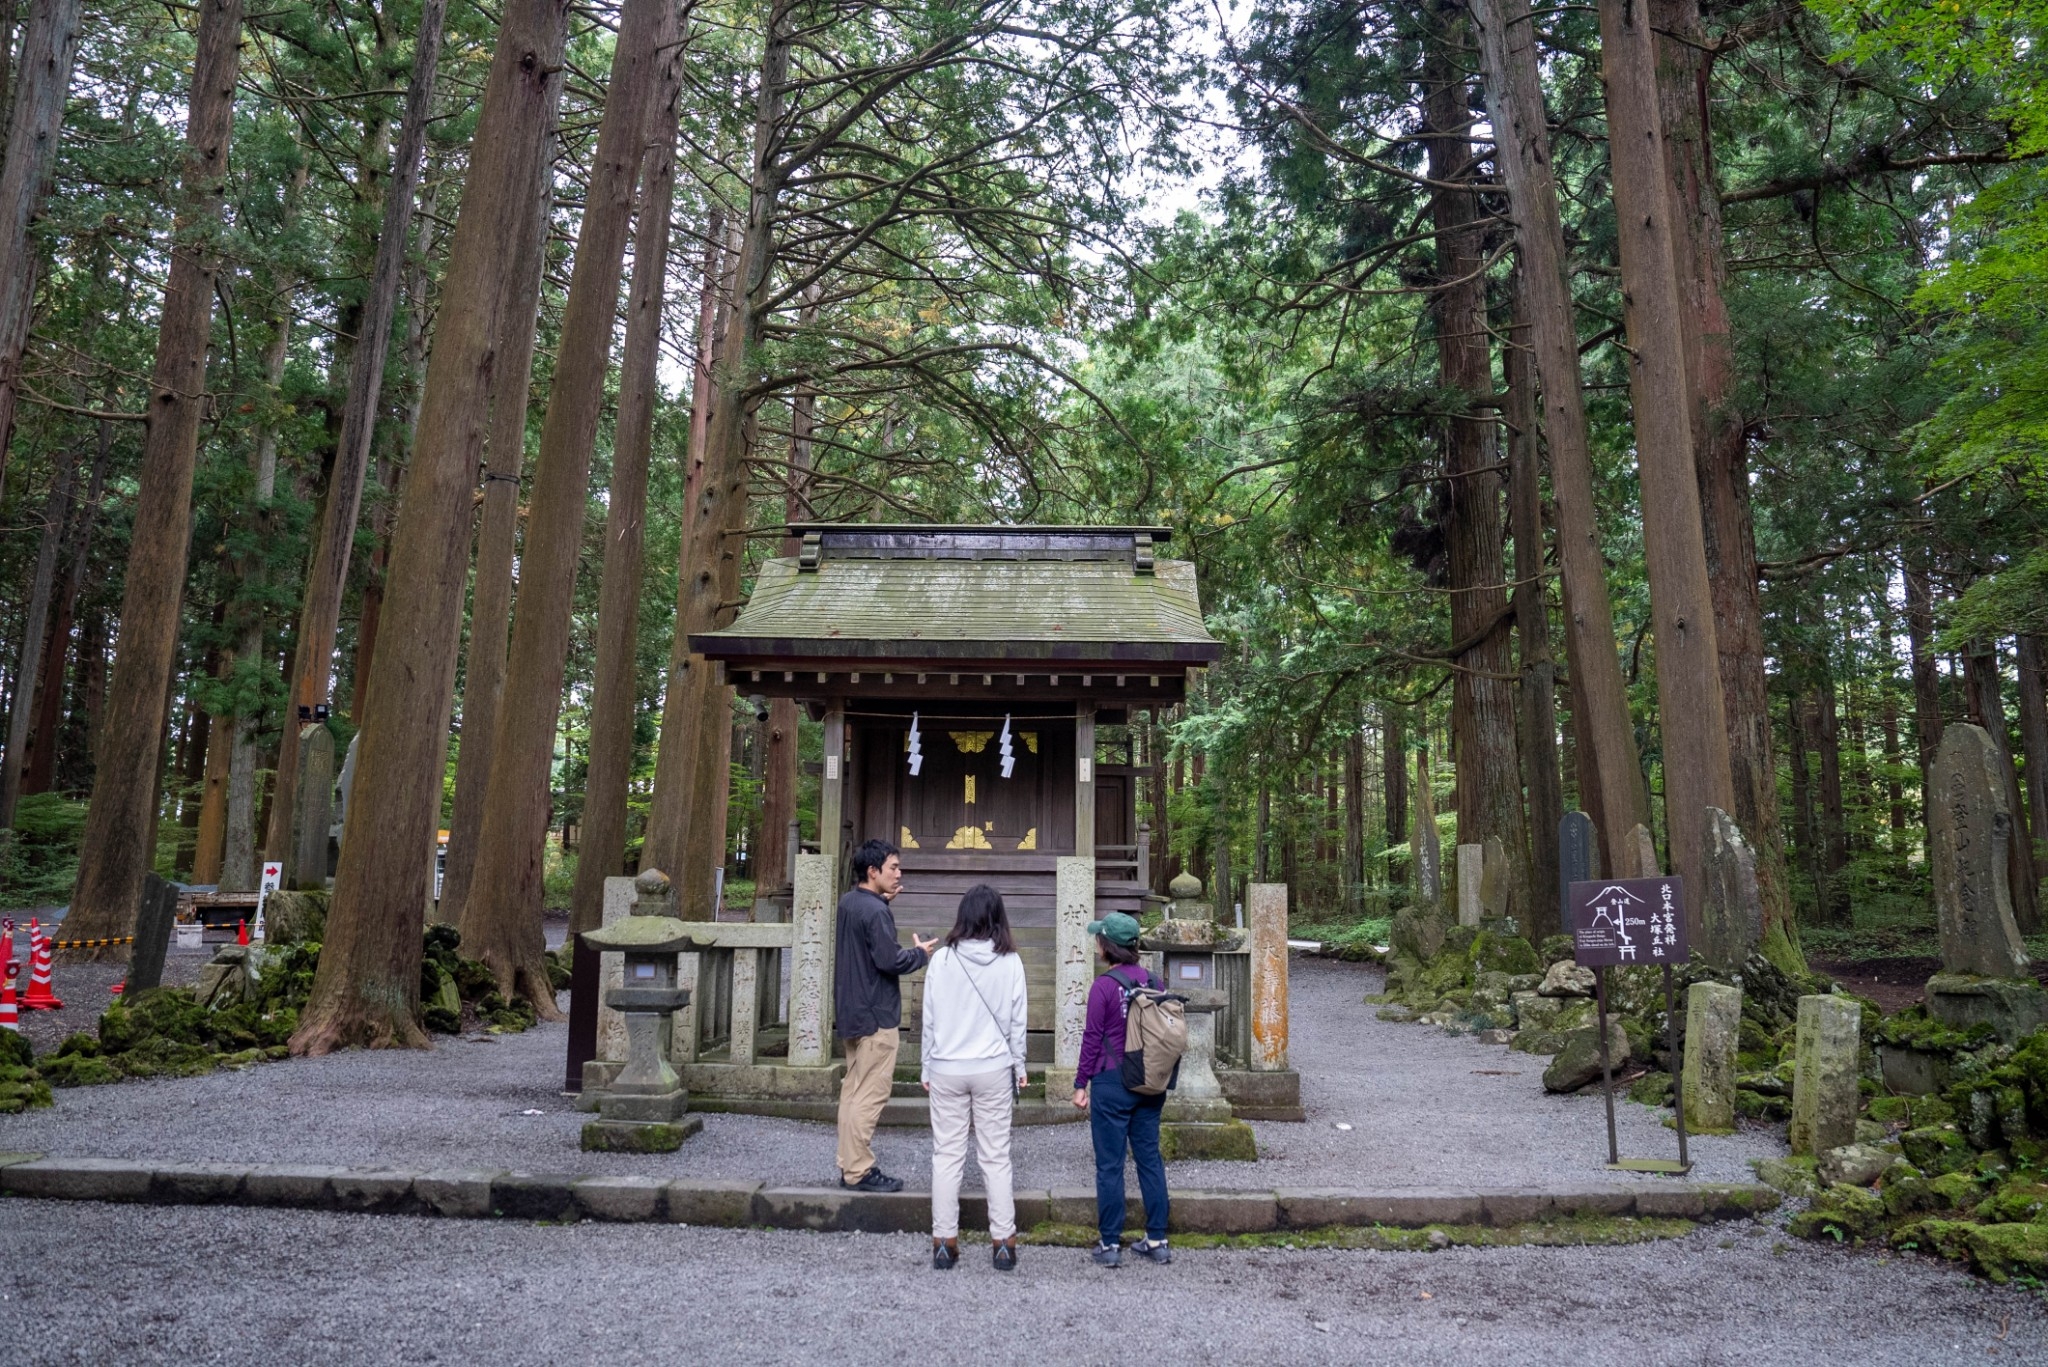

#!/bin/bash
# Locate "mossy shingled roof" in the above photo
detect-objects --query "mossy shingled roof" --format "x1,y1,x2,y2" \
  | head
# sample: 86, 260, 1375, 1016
694, 556, 1220, 664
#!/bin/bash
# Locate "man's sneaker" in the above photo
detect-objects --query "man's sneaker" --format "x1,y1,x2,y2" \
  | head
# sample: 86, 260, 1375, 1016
1131, 1238, 1172, 1265
841, 1167, 904, 1193
1091, 1242, 1122, 1268
993, 1239, 1018, 1272
932, 1240, 959, 1271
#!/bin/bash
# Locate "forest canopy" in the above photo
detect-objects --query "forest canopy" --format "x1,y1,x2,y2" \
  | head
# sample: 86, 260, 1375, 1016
0, 0, 2043, 1043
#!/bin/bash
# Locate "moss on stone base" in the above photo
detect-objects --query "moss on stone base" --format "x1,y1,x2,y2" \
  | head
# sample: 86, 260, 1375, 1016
1158, 1119, 1257, 1162
581, 1117, 703, 1153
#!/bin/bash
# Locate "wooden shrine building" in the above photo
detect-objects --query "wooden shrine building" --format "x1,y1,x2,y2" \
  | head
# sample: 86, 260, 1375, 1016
692, 524, 1221, 1043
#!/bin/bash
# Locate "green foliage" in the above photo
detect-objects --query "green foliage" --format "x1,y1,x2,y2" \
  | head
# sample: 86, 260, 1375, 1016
0, 794, 88, 908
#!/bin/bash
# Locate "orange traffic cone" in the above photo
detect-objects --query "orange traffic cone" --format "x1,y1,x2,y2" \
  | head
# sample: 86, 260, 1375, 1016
236, 919, 250, 946
1, 917, 13, 976
22, 919, 61, 1010
0, 962, 18, 1031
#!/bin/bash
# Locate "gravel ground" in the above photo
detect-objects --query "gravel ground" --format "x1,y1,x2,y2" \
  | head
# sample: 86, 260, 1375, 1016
8, 946, 211, 1056
0, 955, 1785, 1192
4, 1199, 2041, 1365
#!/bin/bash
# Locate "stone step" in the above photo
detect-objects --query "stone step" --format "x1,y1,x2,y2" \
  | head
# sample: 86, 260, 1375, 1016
0, 1153, 1784, 1233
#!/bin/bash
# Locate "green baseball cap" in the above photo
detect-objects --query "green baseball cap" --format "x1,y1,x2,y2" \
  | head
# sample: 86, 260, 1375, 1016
1086, 911, 1142, 947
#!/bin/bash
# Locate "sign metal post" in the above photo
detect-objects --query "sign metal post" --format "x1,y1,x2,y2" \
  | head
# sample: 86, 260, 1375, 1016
1570, 874, 1692, 1176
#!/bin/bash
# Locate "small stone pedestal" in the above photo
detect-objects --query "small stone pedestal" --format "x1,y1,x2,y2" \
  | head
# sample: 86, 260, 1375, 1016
580, 897, 704, 1154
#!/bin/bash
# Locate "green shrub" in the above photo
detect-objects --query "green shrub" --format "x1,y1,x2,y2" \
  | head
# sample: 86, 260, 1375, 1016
0, 792, 88, 908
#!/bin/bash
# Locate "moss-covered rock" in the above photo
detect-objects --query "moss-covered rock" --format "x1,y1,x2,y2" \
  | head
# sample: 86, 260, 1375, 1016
1899, 1125, 1975, 1175
1787, 1183, 1885, 1242
1510, 1028, 1573, 1056
1897, 1220, 2048, 1284
1627, 1071, 1674, 1106
38, 1051, 120, 1087
1881, 1161, 1938, 1216
1753, 1155, 1819, 1198
1471, 930, 1541, 977
0, 1030, 31, 1070
1542, 1022, 1631, 1093
98, 988, 210, 1052
1736, 1088, 1791, 1122
1817, 1142, 1896, 1188
115, 1035, 217, 1079
1976, 1178, 2048, 1225
0, 1063, 52, 1112
1865, 1095, 1911, 1126
1929, 1170, 1983, 1212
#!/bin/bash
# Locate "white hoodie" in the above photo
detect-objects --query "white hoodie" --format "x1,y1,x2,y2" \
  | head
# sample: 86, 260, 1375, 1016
920, 939, 1028, 1085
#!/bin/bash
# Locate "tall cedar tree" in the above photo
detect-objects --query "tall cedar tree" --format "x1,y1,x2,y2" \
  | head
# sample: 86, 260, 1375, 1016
568, 0, 686, 938
459, 0, 671, 1008
295, 0, 570, 1053
62, 0, 243, 955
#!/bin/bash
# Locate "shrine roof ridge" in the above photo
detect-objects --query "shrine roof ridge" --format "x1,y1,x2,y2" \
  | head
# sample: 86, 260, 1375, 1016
784, 523, 1172, 564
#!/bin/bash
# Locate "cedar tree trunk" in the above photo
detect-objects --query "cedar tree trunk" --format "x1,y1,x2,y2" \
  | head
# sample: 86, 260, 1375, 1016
294, 0, 569, 1054
63, 0, 242, 955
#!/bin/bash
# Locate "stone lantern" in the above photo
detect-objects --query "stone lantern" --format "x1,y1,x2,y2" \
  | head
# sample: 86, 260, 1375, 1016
1141, 873, 1255, 1160
578, 869, 704, 1152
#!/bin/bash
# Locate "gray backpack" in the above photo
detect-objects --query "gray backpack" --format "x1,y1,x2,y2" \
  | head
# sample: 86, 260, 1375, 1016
1112, 967, 1187, 1095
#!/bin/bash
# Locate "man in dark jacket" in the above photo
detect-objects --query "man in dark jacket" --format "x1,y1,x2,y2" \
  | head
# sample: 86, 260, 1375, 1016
834, 838, 936, 1191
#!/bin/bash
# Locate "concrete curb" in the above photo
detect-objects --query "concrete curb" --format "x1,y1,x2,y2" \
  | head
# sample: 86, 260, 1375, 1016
0, 1153, 1779, 1233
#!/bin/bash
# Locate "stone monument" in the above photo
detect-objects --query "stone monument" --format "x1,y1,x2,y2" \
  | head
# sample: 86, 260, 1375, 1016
288, 723, 335, 891
1789, 994, 1860, 1157
1412, 753, 1442, 909
1456, 844, 1483, 928
1697, 807, 1762, 971
1681, 981, 1742, 1135
1924, 724, 2048, 1042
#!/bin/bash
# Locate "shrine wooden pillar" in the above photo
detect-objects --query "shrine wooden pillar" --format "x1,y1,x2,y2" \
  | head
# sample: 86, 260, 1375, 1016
1075, 701, 1097, 857
821, 703, 846, 890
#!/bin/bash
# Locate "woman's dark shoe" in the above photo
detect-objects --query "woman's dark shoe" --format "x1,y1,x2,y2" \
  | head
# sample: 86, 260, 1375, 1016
1091, 1242, 1122, 1268
842, 1167, 904, 1193
932, 1239, 959, 1271
993, 1238, 1018, 1272
1130, 1238, 1172, 1265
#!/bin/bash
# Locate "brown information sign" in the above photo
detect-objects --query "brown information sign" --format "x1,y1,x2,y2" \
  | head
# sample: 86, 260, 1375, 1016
1569, 876, 1687, 967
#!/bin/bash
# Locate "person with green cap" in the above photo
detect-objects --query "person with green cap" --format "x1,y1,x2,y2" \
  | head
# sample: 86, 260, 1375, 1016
1073, 909, 1171, 1268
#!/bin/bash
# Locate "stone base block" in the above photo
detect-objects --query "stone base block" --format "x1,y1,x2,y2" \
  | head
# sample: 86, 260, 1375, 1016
680, 1061, 843, 1101
1218, 1067, 1303, 1121
578, 1059, 621, 1111
598, 1087, 689, 1124
1167, 1188, 1277, 1233
1877, 1045, 1954, 1097
491, 1171, 580, 1221
665, 1178, 765, 1226
580, 1117, 704, 1154
1926, 974, 2048, 1043
241, 1165, 350, 1209
573, 1174, 668, 1220
1159, 1119, 1258, 1162
1161, 1094, 1235, 1125
415, 1170, 500, 1219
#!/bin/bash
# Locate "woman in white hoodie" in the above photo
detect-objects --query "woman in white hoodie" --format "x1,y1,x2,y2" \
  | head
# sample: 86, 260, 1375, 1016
921, 883, 1029, 1271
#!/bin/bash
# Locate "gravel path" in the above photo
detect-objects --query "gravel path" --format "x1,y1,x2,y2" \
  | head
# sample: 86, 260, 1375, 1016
0, 955, 1785, 1192
9, 946, 212, 1056
5, 1199, 2040, 1365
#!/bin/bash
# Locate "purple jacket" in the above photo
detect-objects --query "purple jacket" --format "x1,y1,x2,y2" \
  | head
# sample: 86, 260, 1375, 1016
1076, 964, 1162, 1087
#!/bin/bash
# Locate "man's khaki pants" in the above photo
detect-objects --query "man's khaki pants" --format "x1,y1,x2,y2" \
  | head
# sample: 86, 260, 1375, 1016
836, 1027, 900, 1181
